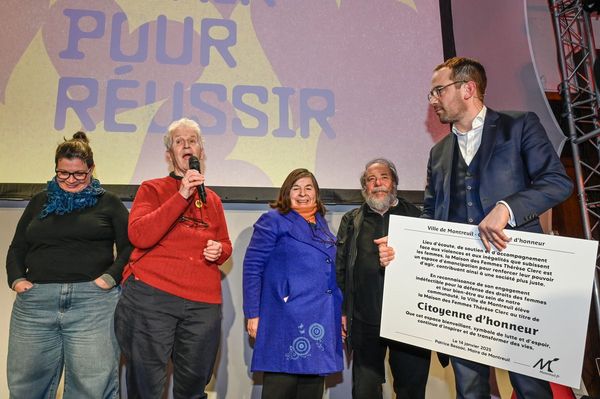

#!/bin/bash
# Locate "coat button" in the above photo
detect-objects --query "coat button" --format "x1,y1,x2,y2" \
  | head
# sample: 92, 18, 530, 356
326, 289, 332, 294
326, 258, 331, 263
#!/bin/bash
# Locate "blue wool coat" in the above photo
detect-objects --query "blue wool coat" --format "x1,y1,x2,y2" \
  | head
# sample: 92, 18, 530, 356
243, 209, 343, 375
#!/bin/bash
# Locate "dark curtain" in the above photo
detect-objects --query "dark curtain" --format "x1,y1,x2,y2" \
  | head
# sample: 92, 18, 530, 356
439, 0, 456, 60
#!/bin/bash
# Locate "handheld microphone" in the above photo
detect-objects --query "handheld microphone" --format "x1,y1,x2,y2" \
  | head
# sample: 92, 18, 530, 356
188, 155, 207, 204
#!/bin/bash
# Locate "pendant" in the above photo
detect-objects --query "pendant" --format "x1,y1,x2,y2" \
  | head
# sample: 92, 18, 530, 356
195, 199, 203, 209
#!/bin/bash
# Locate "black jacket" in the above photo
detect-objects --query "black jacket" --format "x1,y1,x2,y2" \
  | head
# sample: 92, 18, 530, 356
335, 197, 420, 350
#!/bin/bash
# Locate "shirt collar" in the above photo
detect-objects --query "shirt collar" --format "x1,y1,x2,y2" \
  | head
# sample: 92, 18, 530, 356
452, 105, 487, 136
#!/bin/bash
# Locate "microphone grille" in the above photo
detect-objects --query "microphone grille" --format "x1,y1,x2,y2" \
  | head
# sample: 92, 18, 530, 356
188, 155, 200, 171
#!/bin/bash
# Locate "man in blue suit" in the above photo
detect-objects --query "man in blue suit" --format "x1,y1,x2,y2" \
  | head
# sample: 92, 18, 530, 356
378, 57, 574, 398
423, 57, 572, 398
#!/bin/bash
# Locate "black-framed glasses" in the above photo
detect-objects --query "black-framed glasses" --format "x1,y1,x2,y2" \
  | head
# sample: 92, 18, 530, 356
310, 224, 337, 247
178, 215, 209, 229
427, 80, 467, 102
55, 169, 91, 181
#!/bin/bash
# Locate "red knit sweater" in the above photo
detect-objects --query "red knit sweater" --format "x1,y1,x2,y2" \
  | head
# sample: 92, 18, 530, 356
124, 175, 232, 303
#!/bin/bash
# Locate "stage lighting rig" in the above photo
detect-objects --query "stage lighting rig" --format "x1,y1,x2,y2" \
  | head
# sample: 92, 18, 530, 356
583, 0, 600, 13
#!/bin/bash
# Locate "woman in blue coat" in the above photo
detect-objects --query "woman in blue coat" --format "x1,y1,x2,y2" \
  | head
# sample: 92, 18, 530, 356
243, 168, 343, 399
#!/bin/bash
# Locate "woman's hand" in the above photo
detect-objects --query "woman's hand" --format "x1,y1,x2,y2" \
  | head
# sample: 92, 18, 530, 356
247, 317, 259, 338
178, 169, 205, 200
204, 240, 222, 262
13, 280, 33, 293
93, 277, 111, 290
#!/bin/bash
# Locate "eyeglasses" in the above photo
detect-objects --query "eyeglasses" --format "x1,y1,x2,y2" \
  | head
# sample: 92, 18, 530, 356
178, 215, 209, 229
427, 80, 467, 102
55, 169, 91, 181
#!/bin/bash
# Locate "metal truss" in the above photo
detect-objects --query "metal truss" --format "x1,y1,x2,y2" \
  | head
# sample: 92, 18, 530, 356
549, 0, 600, 351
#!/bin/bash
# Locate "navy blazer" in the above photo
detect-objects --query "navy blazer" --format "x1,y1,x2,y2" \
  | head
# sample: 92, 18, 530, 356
243, 209, 343, 375
422, 109, 573, 232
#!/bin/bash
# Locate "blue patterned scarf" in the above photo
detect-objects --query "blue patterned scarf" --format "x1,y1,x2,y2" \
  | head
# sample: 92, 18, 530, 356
39, 177, 105, 219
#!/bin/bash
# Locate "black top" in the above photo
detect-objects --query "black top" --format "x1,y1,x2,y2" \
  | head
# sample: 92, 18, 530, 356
6, 190, 132, 287
353, 201, 420, 325
354, 205, 387, 325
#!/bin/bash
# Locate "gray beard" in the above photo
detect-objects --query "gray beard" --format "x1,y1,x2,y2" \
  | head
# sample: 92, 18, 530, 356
364, 191, 397, 213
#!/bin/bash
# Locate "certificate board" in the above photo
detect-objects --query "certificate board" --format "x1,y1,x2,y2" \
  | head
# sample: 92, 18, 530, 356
381, 216, 597, 387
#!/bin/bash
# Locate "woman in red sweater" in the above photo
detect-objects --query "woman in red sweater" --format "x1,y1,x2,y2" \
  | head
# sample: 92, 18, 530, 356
115, 118, 232, 399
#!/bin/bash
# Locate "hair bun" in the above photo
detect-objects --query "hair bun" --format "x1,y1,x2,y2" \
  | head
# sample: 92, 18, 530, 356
72, 131, 89, 143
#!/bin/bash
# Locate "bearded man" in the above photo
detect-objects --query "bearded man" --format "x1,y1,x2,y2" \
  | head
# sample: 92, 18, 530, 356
336, 158, 431, 399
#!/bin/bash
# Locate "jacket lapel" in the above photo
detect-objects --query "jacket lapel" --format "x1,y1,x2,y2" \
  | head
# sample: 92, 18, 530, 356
478, 108, 500, 173
283, 211, 335, 255
440, 135, 455, 220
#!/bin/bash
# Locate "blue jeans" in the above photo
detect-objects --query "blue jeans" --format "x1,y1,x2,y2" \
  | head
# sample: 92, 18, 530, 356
7, 282, 120, 399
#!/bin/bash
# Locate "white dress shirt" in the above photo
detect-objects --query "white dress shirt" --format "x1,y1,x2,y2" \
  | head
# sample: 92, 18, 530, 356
452, 106, 486, 165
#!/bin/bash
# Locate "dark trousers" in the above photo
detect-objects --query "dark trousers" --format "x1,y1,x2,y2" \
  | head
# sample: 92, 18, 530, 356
351, 319, 431, 399
451, 357, 552, 399
114, 277, 221, 399
261, 372, 324, 399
